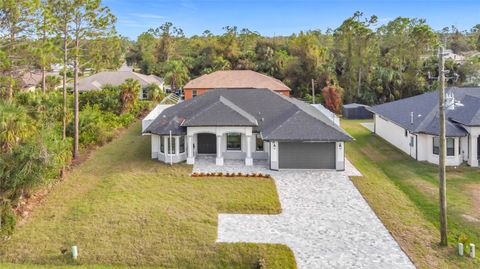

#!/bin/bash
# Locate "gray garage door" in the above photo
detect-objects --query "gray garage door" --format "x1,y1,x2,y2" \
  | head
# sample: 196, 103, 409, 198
279, 142, 336, 169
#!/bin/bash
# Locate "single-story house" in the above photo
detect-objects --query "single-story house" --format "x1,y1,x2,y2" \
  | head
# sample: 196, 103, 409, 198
75, 65, 164, 99
20, 71, 60, 92
369, 87, 480, 167
183, 70, 291, 100
143, 88, 352, 170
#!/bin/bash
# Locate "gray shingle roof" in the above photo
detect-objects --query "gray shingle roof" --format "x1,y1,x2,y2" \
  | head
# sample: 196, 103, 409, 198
182, 96, 258, 127
75, 71, 163, 92
144, 88, 352, 142
370, 87, 480, 137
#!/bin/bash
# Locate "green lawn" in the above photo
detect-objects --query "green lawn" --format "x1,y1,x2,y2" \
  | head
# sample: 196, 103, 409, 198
342, 119, 479, 269
0, 121, 296, 269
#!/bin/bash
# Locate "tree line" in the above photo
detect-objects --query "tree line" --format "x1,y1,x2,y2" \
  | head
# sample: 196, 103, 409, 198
127, 12, 480, 107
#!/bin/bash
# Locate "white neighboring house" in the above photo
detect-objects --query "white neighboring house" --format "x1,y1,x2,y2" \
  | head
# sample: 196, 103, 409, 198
74, 64, 164, 99
444, 49, 466, 63
142, 88, 352, 171
370, 87, 480, 167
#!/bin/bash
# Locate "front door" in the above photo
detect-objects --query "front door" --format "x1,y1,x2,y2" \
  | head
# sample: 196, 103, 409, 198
197, 133, 216, 154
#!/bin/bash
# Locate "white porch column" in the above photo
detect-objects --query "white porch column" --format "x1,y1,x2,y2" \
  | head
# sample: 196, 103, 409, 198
175, 136, 180, 155
163, 136, 169, 157
216, 135, 224, 166
187, 135, 194, 164
245, 134, 253, 166
151, 135, 160, 159
470, 134, 479, 167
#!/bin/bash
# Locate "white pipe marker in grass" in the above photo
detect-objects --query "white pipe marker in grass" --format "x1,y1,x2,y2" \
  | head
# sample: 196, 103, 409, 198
72, 246, 78, 260
458, 243, 464, 256
470, 243, 475, 258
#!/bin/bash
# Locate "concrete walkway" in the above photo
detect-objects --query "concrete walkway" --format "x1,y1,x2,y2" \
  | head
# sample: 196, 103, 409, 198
193, 159, 414, 269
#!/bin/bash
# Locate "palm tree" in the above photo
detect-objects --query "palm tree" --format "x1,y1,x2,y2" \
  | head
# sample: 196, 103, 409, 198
0, 102, 31, 153
146, 83, 164, 102
163, 60, 189, 91
119, 78, 141, 114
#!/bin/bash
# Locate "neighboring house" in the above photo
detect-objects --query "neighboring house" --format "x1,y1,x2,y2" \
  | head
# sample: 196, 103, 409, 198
75, 65, 164, 99
50, 63, 73, 74
20, 71, 60, 92
143, 88, 352, 171
183, 70, 291, 100
444, 49, 466, 63
369, 87, 480, 167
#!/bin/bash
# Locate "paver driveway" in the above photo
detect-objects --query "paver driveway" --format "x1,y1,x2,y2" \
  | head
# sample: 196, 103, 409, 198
193, 159, 415, 269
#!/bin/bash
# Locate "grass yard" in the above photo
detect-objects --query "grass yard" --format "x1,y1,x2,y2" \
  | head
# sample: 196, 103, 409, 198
0, 121, 296, 269
342, 119, 479, 269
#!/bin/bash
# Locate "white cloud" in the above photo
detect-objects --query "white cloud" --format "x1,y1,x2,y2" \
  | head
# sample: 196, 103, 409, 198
132, 13, 166, 19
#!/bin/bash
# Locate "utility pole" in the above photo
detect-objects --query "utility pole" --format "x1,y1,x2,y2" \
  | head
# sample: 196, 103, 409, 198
311, 79, 315, 104
438, 46, 448, 246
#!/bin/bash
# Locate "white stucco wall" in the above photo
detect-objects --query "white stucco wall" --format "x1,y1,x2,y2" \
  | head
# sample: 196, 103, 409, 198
336, 142, 345, 171
460, 136, 469, 162
374, 114, 416, 159
151, 134, 186, 164
375, 114, 465, 166
464, 126, 480, 167
270, 141, 279, 170
151, 134, 160, 159
419, 134, 463, 166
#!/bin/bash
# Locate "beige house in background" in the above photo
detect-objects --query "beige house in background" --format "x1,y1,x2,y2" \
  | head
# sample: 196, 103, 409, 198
74, 65, 164, 99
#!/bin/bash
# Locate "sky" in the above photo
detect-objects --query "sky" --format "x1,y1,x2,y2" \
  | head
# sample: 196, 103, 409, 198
105, 0, 480, 39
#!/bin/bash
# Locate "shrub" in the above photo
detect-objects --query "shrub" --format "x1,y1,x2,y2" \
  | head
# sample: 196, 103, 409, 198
0, 128, 70, 202
79, 87, 121, 114
145, 83, 165, 102
116, 113, 136, 127
67, 105, 117, 146
0, 205, 15, 238
256, 257, 267, 269
458, 233, 471, 255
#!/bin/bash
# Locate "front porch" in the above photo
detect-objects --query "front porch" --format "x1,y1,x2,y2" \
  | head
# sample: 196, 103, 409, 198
193, 156, 269, 174
186, 126, 269, 167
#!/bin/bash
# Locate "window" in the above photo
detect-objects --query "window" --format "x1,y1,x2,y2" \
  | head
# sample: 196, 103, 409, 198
179, 136, 185, 153
142, 88, 148, 100
160, 136, 164, 153
433, 137, 455, 156
447, 138, 455, 156
433, 137, 440, 155
255, 134, 264, 151
192, 89, 197, 98
168, 137, 176, 154
404, 129, 408, 137
227, 133, 241, 151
